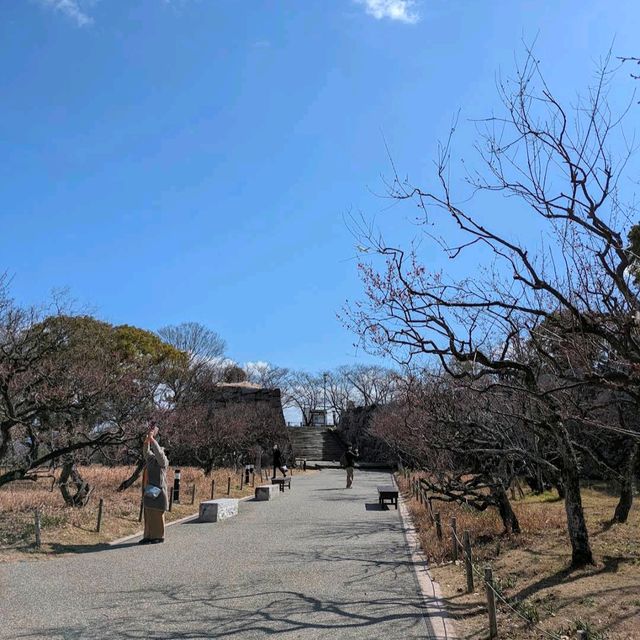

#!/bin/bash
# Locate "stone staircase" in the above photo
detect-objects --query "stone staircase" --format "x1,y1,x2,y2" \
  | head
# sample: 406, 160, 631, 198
288, 427, 345, 462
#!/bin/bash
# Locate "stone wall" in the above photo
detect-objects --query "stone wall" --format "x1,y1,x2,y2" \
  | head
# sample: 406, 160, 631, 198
206, 384, 286, 421
206, 384, 290, 467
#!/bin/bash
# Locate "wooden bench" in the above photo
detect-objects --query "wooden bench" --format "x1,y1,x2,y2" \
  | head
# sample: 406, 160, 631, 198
271, 477, 292, 492
377, 485, 398, 509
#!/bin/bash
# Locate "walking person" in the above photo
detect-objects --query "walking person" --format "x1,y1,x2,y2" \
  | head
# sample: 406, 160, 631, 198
272, 444, 288, 479
139, 424, 169, 545
342, 444, 359, 489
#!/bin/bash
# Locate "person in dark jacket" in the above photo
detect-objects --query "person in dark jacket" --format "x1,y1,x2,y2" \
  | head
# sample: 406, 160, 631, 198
272, 444, 287, 479
344, 445, 359, 489
139, 425, 169, 545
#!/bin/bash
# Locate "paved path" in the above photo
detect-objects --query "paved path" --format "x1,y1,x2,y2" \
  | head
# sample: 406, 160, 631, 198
1, 470, 439, 639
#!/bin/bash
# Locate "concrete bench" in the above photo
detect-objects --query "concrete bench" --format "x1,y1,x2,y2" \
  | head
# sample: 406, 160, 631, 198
271, 476, 292, 492
199, 498, 239, 522
255, 484, 280, 501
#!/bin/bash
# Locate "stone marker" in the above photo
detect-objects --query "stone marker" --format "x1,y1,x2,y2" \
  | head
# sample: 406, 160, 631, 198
255, 484, 279, 501
199, 498, 239, 523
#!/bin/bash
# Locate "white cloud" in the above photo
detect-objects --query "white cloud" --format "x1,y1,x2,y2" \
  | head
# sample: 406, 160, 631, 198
38, 0, 94, 27
355, 0, 420, 24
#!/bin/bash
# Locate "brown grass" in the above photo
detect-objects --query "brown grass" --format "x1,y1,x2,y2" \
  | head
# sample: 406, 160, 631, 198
398, 474, 640, 640
0, 465, 313, 561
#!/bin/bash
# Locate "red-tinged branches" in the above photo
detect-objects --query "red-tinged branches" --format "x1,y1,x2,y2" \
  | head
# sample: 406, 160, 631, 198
346, 50, 639, 566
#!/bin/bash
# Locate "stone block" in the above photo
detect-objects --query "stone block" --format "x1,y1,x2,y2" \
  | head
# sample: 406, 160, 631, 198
255, 484, 279, 501
199, 498, 239, 523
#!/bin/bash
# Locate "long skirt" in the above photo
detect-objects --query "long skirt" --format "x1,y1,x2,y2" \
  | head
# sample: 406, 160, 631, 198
143, 507, 165, 540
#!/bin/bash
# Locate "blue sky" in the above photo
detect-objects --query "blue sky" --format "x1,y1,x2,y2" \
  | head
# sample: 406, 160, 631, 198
1, 0, 638, 371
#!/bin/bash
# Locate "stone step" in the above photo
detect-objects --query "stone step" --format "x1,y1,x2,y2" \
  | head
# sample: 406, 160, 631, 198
288, 427, 345, 462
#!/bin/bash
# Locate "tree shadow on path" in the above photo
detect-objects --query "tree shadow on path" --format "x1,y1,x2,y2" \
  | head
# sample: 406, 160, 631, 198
14, 584, 444, 639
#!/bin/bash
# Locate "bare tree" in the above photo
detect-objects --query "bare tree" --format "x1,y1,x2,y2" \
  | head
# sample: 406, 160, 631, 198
283, 371, 323, 425
324, 368, 355, 422
339, 364, 399, 407
373, 373, 523, 532
157, 322, 226, 403
157, 322, 225, 365
244, 361, 290, 390
348, 51, 638, 566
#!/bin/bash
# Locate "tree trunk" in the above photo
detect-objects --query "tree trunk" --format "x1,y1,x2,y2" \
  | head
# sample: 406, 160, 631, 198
613, 443, 638, 524
524, 472, 544, 494
554, 480, 566, 500
493, 485, 521, 534
117, 458, 145, 492
59, 461, 93, 507
562, 464, 594, 566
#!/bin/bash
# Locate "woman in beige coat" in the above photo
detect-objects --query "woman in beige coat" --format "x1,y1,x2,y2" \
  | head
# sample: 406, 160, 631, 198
139, 425, 169, 545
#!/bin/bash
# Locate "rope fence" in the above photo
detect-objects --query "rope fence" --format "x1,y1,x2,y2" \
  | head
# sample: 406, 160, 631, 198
401, 470, 590, 640
448, 523, 563, 640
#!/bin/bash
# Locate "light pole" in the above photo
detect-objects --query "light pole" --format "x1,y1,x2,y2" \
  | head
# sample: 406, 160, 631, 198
323, 373, 328, 426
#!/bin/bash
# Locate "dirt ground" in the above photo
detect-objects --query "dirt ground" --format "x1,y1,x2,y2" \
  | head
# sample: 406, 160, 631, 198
397, 475, 640, 640
0, 464, 312, 561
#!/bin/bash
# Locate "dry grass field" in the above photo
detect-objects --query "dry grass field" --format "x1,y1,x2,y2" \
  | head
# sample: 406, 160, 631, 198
397, 475, 640, 639
0, 464, 310, 561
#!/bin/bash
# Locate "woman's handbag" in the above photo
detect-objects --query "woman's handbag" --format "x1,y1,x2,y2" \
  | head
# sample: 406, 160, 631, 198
144, 484, 162, 499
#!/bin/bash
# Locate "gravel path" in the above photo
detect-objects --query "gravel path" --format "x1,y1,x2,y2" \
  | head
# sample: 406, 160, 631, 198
1, 469, 438, 639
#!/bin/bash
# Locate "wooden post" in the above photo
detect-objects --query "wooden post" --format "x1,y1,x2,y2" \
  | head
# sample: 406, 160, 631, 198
435, 512, 442, 540
451, 517, 458, 561
168, 491, 173, 512
484, 566, 498, 639
138, 496, 144, 522
96, 498, 104, 533
240, 472, 244, 491
191, 484, 196, 505
251, 470, 255, 487
210, 479, 215, 500
227, 476, 231, 495
422, 488, 432, 521
463, 530, 474, 593
34, 507, 41, 548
